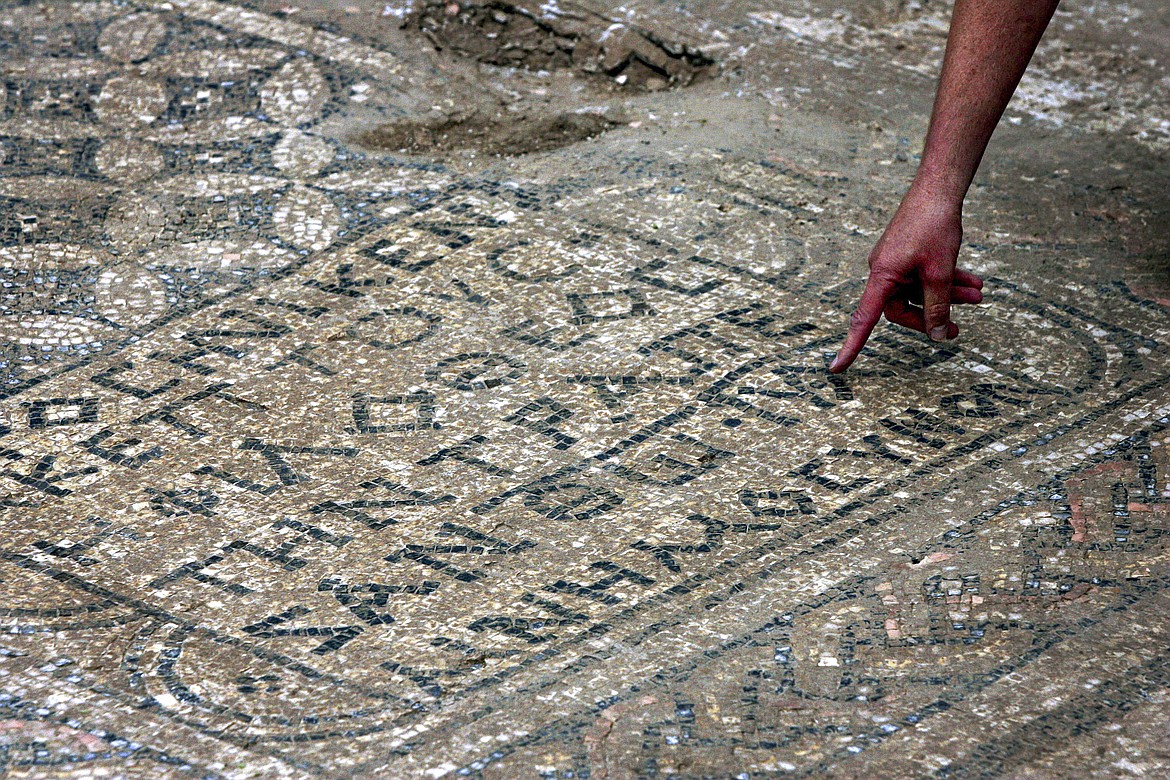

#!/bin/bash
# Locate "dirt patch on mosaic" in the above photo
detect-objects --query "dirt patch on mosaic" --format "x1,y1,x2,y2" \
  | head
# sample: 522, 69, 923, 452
356, 107, 622, 155
405, 0, 717, 90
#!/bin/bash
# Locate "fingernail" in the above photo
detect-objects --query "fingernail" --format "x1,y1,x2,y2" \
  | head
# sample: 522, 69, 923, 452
828, 355, 841, 372
929, 326, 947, 342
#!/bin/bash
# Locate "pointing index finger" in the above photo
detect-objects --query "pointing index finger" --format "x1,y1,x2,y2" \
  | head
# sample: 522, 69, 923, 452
829, 274, 896, 374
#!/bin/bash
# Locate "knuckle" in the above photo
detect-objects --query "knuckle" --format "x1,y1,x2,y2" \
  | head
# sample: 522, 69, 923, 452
920, 265, 953, 285
925, 303, 951, 320
849, 308, 869, 329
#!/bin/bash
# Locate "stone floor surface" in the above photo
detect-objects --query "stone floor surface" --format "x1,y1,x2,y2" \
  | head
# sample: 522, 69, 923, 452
0, 0, 1168, 777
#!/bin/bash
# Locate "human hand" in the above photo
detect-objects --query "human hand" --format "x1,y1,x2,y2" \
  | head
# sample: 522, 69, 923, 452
828, 189, 984, 373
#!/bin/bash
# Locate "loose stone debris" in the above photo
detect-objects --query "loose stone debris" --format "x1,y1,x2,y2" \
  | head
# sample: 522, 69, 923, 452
405, 0, 718, 89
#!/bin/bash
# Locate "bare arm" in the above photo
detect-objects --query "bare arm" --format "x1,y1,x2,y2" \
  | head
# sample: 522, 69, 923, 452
829, 0, 1060, 373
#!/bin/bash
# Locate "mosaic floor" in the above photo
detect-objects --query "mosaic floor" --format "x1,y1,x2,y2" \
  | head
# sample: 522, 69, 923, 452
1, 0, 1168, 777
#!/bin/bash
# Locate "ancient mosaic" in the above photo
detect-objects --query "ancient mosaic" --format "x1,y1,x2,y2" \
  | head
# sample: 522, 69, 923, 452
1, 1, 1168, 778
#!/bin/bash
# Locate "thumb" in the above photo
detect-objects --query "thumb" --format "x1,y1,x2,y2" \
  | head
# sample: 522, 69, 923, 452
922, 268, 954, 342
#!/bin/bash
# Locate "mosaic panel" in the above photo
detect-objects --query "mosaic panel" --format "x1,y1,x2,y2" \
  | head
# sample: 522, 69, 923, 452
0, 1, 1168, 778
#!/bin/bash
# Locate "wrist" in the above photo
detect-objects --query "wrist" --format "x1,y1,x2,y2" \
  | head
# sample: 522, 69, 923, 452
906, 161, 969, 212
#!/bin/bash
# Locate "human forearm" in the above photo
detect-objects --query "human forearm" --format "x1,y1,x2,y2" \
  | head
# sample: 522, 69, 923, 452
911, 0, 1060, 207
830, 0, 1060, 373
